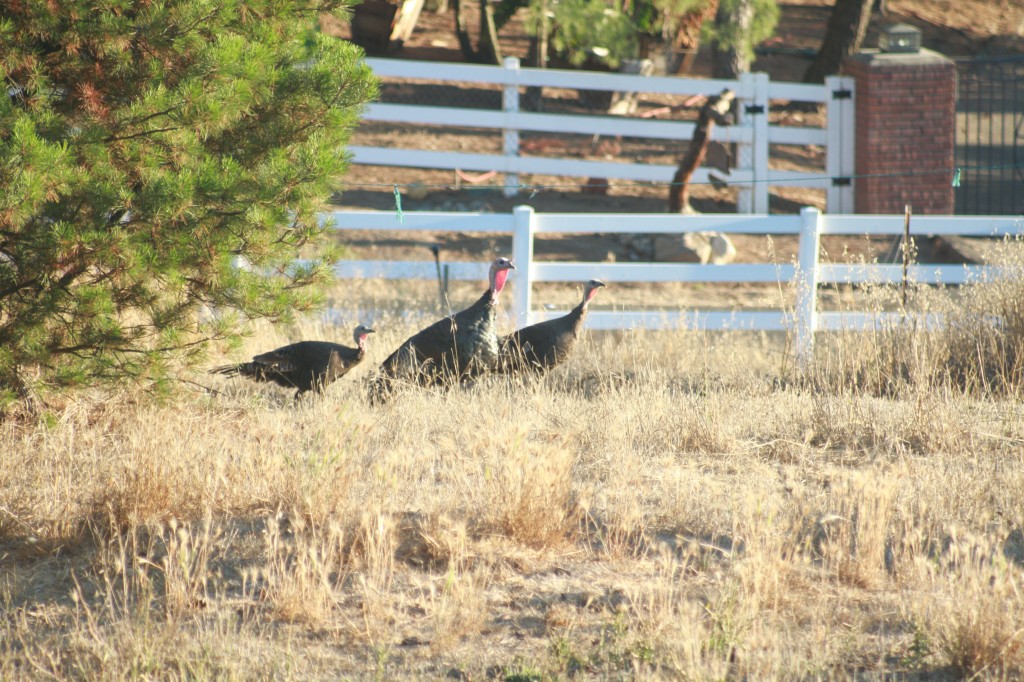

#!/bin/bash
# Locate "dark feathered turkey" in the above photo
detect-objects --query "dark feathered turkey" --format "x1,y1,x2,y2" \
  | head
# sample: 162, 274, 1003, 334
371, 257, 515, 401
211, 324, 374, 397
500, 279, 605, 374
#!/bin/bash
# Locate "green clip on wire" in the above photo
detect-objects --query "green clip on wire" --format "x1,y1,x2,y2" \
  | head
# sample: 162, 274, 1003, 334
952, 168, 961, 188
393, 184, 404, 223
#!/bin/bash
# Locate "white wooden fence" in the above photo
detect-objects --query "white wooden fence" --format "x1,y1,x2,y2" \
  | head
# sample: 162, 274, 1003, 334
323, 207, 1024, 366
355, 58, 856, 214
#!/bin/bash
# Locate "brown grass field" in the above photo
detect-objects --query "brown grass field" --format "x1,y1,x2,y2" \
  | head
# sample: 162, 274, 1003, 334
3, 241, 1024, 680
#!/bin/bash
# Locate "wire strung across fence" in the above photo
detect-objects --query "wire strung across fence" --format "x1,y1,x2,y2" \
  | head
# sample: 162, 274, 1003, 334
322, 207, 1024, 367
353, 57, 856, 214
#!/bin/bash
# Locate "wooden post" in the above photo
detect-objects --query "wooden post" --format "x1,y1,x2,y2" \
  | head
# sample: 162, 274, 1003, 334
795, 206, 822, 370
824, 75, 855, 213
430, 244, 449, 313
512, 205, 535, 326
901, 203, 911, 308
668, 88, 735, 214
503, 57, 521, 198
738, 72, 770, 213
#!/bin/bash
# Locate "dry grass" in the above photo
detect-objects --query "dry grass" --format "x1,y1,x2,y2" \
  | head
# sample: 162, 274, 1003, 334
3, 249, 1024, 679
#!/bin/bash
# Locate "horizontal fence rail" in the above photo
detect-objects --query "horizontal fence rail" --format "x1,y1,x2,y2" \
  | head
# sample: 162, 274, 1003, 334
356, 58, 856, 214
323, 207, 1024, 366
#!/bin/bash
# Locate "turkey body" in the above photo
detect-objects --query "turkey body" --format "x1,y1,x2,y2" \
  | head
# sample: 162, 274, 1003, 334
380, 290, 498, 383
500, 280, 605, 374
372, 257, 514, 400
212, 325, 374, 397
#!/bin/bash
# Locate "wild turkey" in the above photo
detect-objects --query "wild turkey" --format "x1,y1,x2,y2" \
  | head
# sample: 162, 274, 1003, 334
211, 324, 375, 398
371, 257, 515, 400
500, 279, 605, 374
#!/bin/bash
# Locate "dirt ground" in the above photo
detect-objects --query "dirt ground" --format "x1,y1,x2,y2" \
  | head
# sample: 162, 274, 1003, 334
331, 0, 1024, 278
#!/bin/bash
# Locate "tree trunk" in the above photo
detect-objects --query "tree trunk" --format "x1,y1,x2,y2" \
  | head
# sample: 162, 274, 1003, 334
666, 0, 720, 74
710, 0, 754, 79
453, 0, 476, 61
477, 0, 503, 64
668, 89, 736, 214
453, 0, 502, 64
803, 0, 875, 83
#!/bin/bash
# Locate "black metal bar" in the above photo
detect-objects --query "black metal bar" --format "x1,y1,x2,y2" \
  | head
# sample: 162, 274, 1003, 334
987, 61, 994, 214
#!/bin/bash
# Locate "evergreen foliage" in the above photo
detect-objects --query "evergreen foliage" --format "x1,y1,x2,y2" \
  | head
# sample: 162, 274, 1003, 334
0, 1, 376, 401
521, 0, 750, 70
528, 0, 638, 67
705, 0, 778, 72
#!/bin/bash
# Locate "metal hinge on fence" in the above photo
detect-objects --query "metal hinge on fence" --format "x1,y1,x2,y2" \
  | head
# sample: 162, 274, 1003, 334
831, 177, 852, 186
832, 88, 853, 99
744, 104, 765, 114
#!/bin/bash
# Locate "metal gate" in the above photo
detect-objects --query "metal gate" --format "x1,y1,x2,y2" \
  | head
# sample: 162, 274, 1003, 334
954, 55, 1024, 215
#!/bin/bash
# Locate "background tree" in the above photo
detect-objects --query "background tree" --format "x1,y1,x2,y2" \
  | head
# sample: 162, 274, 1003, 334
0, 1, 377, 404
530, 0, 639, 67
803, 0, 875, 82
454, 0, 507, 63
663, 0, 719, 73
708, 0, 779, 79
516, 0, 715, 71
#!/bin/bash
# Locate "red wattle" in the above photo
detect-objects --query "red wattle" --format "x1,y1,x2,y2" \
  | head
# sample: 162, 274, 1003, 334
493, 268, 509, 293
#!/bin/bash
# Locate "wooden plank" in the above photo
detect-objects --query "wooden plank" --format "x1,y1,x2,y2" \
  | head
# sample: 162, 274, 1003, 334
819, 215, 1024, 237
531, 262, 795, 283
366, 58, 514, 83
331, 260, 489, 280
817, 311, 947, 332
565, 310, 792, 331
819, 264, 1000, 285
323, 210, 514, 232
348, 145, 738, 184
530, 213, 801, 234
365, 57, 758, 97
514, 70, 751, 96
363, 103, 759, 143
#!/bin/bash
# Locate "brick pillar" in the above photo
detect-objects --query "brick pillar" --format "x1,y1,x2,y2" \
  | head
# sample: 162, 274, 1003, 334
843, 49, 956, 214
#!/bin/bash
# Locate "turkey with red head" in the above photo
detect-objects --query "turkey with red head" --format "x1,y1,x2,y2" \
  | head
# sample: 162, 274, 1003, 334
500, 279, 605, 374
371, 257, 515, 401
211, 324, 374, 398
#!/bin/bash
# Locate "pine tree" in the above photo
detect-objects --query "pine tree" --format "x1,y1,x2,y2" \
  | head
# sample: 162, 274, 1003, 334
707, 0, 778, 78
0, 1, 377, 404
803, 0, 875, 83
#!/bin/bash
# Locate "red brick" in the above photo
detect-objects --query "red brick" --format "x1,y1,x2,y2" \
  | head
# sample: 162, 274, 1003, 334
843, 49, 956, 214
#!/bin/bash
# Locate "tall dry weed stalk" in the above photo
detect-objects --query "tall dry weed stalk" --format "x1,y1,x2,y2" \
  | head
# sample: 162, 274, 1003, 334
910, 532, 1024, 677
5, 270, 1024, 678
424, 521, 490, 652
816, 471, 896, 589
257, 512, 347, 626
487, 437, 578, 548
814, 238, 1024, 396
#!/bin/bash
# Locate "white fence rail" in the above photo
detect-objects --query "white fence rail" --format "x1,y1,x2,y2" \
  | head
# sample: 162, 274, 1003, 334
356, 58, 856, 214
323, 208, 1023, 366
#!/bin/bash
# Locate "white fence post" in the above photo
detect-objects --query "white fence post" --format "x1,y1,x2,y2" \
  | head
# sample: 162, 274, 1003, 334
824, 75, 855, 213
795, 206, 822, 369
750, 72, 771, 214
511, 205, 535, 326
736, 72, 769, 214
736, 73, 753, 213
503, 57, 521, 199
